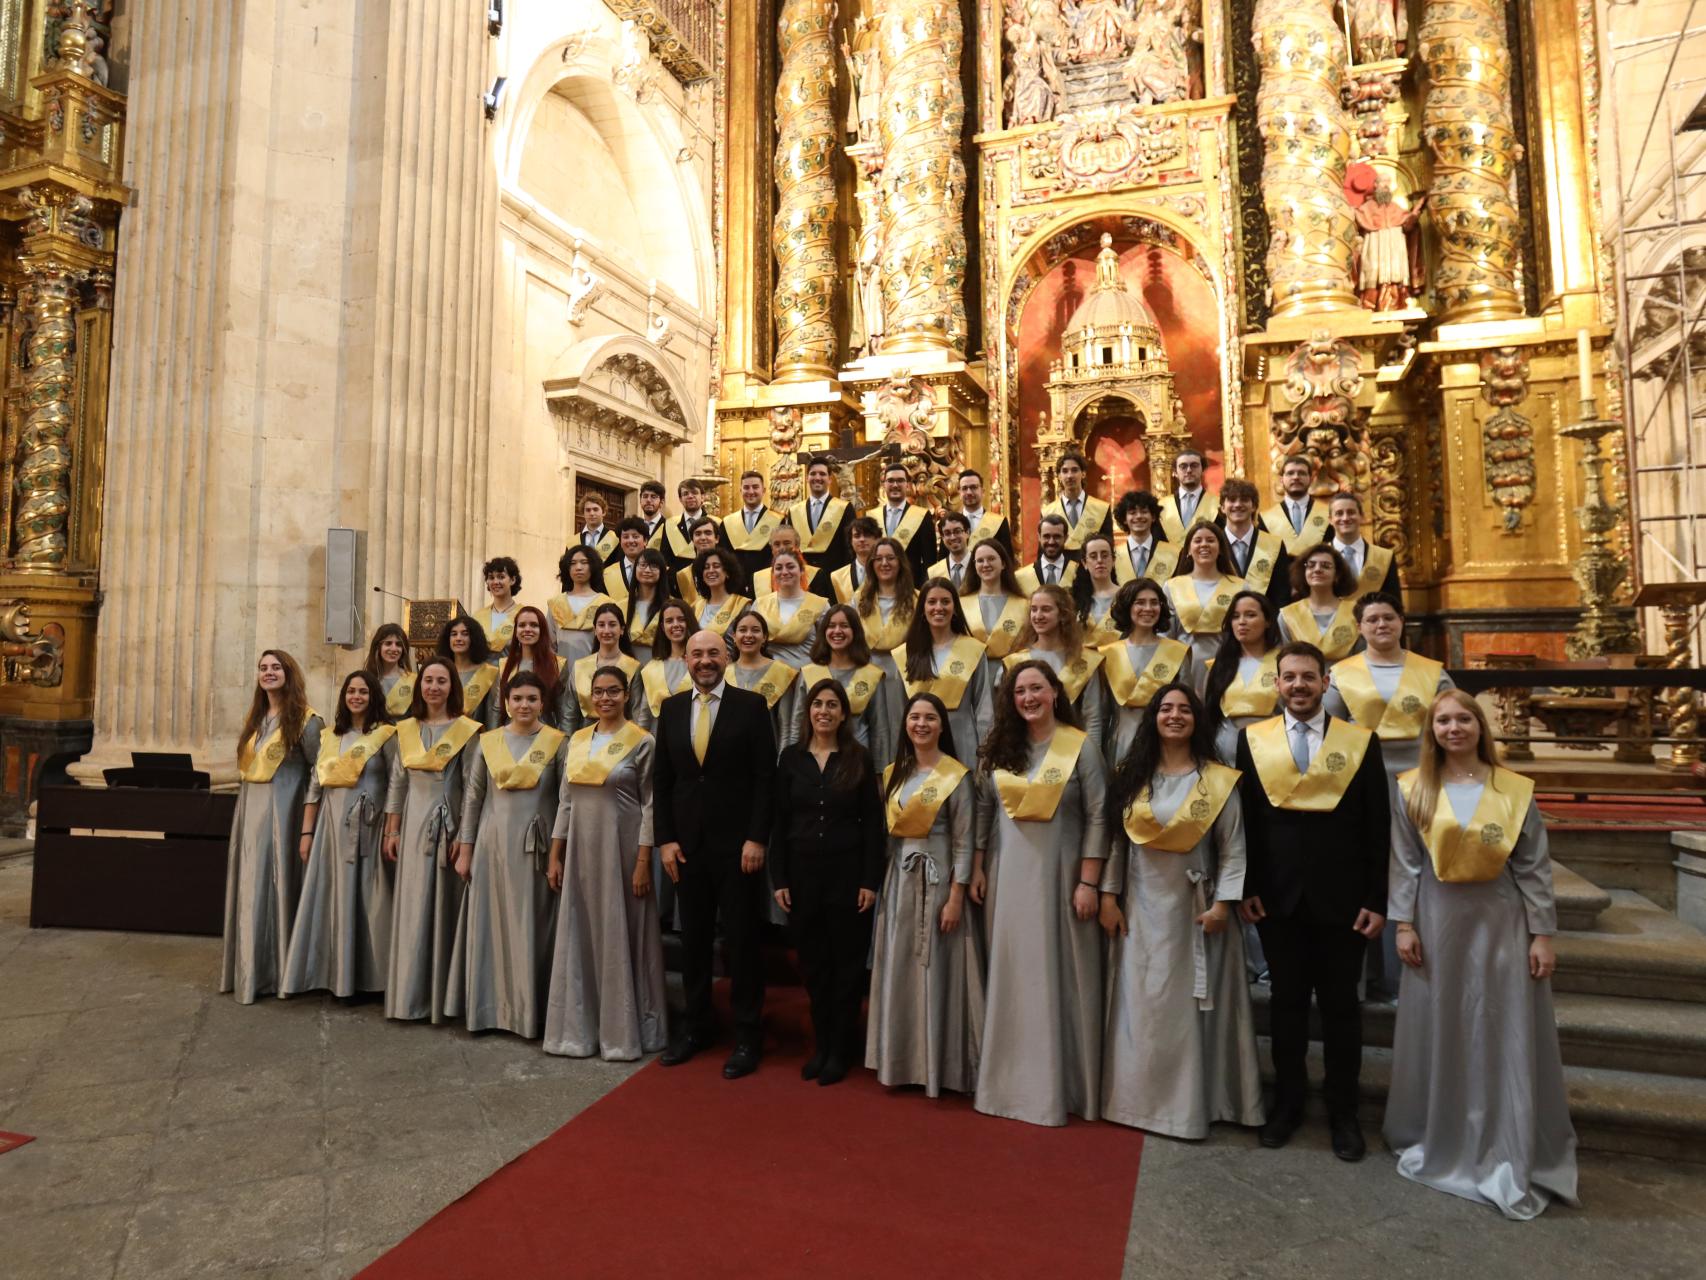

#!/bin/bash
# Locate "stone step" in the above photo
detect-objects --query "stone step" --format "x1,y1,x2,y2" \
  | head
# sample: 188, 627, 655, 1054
1551, 891, 1706, 1002
1552, 861, 1613, 931
1262, 1042, 1706, 1162
1251, 987, 1706, 1078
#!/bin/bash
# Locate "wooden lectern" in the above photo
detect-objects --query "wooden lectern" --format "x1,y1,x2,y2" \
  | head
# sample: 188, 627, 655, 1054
404, 598, 463, 664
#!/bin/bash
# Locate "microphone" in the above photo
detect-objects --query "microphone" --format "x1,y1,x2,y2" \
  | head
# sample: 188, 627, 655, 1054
372, 585, 414, 605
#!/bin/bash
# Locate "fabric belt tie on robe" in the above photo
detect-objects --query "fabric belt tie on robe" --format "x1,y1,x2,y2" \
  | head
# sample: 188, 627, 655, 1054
899, 847, 941, 962
343, 793, 380, 863
523, 818, 549, 873
1187, 868, 1212, 1010
424, 801, 455, 864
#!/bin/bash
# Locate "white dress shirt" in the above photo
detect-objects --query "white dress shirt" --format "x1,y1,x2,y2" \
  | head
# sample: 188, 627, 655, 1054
690, 680, 726, 740
1333, 538, 1367, 576
1038, 554, 1068, 584
1283, 707, 1328, 769
1226, 527, 1254, 574
1177, 487, 1203, 522
1125, 535, 1154, 576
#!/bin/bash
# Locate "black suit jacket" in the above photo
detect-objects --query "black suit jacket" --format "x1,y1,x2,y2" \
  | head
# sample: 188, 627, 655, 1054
1235, 715, 1389, 926
1319, 536, 1402, 598
653, 684, 777, 858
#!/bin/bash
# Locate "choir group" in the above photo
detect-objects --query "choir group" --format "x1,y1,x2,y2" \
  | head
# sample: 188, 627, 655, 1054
220, 453, 1579, 1222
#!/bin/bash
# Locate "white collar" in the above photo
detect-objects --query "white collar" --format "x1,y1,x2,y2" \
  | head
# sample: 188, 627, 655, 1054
583, 525, 605, 537
1284, 708, 1327, 737
743, 504, 765, 515
695, 680, 726, 702
961, 504, 984, 519
1040, 553, 1066, 569
1226, 525, 1253, 544
1334, 536, 1366, 553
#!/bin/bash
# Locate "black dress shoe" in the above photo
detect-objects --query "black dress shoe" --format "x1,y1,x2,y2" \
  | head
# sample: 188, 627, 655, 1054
817, 1055, 848, 1087
801, 1050, 826, 1081
1259, 1108, 1303, 1150
660, 1036, 710, 1067
1330, 1115, 1366, 1162
722, 1043, 760, 1079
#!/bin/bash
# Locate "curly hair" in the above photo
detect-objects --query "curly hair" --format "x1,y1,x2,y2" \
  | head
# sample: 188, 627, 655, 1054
978, 659, 1080, 776
1108, 681, 1218, 818
1111, 577, 1172, 637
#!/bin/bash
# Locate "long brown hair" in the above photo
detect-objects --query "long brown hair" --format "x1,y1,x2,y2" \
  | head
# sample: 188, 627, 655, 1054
498, 604, 562, 711
809, 603, 872, 666
654, 599, 695, 661
859, 536, 916, 623
902, 579, 971, 682
1405, 688, 1502, 835
978, 659, 1078, 776
1015, 584, 1084, 662
886, 691, 960, 801
332, 669, 395, 736
364, 622, 412, 676
962, 536, 1023, 598
405, 656, 466, 721
236, 649, 310, 761
794, 677, 870, 791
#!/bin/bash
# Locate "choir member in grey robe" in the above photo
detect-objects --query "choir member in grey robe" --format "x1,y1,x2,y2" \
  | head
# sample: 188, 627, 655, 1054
544, 723, 667, 1060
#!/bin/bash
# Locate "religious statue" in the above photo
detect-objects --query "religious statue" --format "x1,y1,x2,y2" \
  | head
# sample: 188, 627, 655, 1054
1005, 21, 1065, 126
768, 407, 806, 505
1120, 0, 1192, 106
1346, 0, 1407, 63
1068, 0, 1130, 63
841, 17, 882, 145
1353, 183, 1426, 311
849, 188, 886, 358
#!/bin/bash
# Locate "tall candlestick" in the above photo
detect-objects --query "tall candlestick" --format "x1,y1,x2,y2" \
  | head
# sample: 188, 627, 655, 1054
1577, 329, 1593, 404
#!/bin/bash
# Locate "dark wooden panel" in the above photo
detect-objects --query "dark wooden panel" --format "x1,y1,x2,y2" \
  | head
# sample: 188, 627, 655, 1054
36, 784, 236, 836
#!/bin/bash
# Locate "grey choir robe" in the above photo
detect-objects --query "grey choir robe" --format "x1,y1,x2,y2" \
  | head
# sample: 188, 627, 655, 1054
1016, 647, 1108, 750
1322, 660, 1457, 784
1384, 784, 1579, 1220
281, 731, 398, 997
781, 664, 892, 768
543, 730, 668, 1061
1099, 771, 1265, 1138
1164, 577, 1231, 684
909, 640, 994, 769
972, 731, 1108, 1127
447, 728, 568, 1037
383, 718, 480, 1022
220, 712, 325, 1004
1106, 640, 1196, 768
866, 770, 983, 1097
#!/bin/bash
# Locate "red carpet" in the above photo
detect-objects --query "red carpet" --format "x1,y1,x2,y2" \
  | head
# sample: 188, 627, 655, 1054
0, 1131, 34, 1156
363, 987, 1143, 1279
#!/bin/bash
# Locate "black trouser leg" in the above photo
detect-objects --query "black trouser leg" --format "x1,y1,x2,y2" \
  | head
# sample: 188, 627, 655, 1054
676, 847, 719, 1041
720, 855, 766, 1047
790, 891, 833, 1056
831, 903, 873, 1061
1311, 926, 1367, 1118
1257, 916, 1310, 1115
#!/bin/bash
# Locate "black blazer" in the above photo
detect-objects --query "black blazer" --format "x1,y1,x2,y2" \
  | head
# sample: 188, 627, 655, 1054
1319, 536, 1402, 598
652, 684, 777, 858
1235, 715, 1389, 926
767, 744, 886, 895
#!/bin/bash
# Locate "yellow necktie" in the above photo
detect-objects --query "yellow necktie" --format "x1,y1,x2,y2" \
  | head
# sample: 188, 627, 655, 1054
693, 691, 713, 763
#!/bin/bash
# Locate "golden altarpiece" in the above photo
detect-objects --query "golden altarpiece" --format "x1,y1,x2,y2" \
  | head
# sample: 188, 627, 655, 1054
714, 0, 1628, 667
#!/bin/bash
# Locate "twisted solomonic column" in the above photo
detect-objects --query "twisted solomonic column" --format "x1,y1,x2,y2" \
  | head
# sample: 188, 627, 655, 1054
1417, 0, 1523, 323
772, 0, 840, 381
1252, 0, 1358, 317
876, 0, 967, 356
14, 264, 80, 569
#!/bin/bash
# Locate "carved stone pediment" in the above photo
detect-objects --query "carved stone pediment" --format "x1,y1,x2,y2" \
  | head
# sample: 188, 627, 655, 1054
543, 335, 692, 462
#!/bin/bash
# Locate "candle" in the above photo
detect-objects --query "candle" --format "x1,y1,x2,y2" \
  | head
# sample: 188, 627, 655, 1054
1577, 329, 1593, 405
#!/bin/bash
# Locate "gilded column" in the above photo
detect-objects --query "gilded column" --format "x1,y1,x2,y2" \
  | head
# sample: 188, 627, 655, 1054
12, 255, 79, 570
1417, 0, 1523, 324
771, 0, 839, 382
876, 0, 966, 356
1252, 0, 1357, 318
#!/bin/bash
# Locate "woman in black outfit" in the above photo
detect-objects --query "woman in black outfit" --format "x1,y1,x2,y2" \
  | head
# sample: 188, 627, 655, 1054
771, 677, 886, 1085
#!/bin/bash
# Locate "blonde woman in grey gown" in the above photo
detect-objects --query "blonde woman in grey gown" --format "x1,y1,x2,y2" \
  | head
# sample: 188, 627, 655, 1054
382, 658, 483, 1022
1385, 689, 1579, 1220
543, 666, 667, 1060
282, 670, 398, 997
1100, 683, 1264, 1139
970, 659, 1109, 1127
221, 650, 324, 1004
867, 691, 984, 1096
448, 672, 567, 1038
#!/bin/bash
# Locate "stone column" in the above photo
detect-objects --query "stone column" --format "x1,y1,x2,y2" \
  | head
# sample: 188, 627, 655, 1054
771, 0, 839, 382
1417, 0, 1523, 324
876, 0, 967, 356
1252, 0, 1358, 318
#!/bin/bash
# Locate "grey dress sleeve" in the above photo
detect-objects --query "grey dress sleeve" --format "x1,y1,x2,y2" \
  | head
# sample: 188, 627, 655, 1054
947, 775, 974, 883
1387, 797, 1427, 925
300, 716, 326, 803
1322, 684, 1351, 722
1076, 736, 1109, 867
969, 661, 994, 757
1211, 787, 1247, 902
1099, 831, 1127, 896
1077, 667, 1108, 751
974, 770, 996, 850
550, 745, 574, 843
1508, 798, 1558, 936
458, 749, 490, 845
634, 736, 656, 848
384, 738, 408, 815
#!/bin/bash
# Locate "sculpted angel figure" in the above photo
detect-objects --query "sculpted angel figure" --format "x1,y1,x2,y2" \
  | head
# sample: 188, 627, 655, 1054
1006, 20, 1066, 126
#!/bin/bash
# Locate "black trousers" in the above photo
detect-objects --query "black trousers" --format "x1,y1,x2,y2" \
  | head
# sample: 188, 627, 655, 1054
677, 845, 766, 1046
1257, 914, 1367, 1117
789, 867, 872, 1061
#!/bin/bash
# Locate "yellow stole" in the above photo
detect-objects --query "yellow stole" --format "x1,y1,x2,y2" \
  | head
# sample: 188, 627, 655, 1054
397, 716, 482, 772
830, 563, 863, 604
565, 721, 649, 786
315, 724, 396, 788
675, 566, 700, 605
1209, 649, 1279, 718
966, 594, 1029, 660
383, 671, 416, 717
1280, 597, 1359, 660
1115, 539, 1181, 585
1354, 542, 1396, 595
966, 510, 1007, 544
860, 599, 910, 652
627, 601, 661, 650
479, 724, 567, 790
1083, 594, 1121, 649
897, 635, 986, 709
868, 503, 927, 548
1332, 652, 1445, 740
1042, 494, 1110, 549
602, 561, 640, 601
645, 520, 665, 551
1236, 530, 1284, 594
1004, 647, 1104, 702
578, 528, 617, 561
475, 606, 517, 652
1016, 560, 1080, 594
549, 592, 614, 633
722, 508, 782, 552
1167, 574, 1241, 636
1101, 637, 1189, 708
640, 660, 692, 714
752, 591, 829, 645
460, 663, 498, 710
736, 659, 798, 708
238, 710, 318, 783
1159, 490, 1221, 542
699, 593, 750, 633
1262, 499, 1332, 557
1246, 716, 1373, 812
1122, 761, 1242, 854
992, 725, 1088, 822
788, 496, 848, 553
1397, 767, 1534, 884
884, 758, 969, 837
801, 663, 884, 714
664, 518, 698, 560
572, 652, 641, 715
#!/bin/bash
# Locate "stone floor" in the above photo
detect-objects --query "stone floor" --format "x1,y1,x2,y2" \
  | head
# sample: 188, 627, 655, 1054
2, 853, 1704, 1279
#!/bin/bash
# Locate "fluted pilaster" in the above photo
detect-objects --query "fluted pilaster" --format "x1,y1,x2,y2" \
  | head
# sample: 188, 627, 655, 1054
771, 0, 839, 382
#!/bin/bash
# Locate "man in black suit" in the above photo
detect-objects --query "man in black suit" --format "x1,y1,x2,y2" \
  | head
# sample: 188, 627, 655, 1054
655, 630, 778, 1078
1236, 641, 1388, 1161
